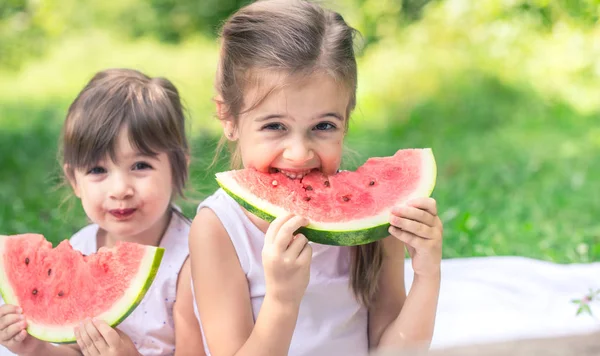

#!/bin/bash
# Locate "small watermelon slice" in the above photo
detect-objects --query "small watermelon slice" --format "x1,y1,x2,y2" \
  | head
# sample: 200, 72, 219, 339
0, 234, 164, 343
216, 148, 437, 246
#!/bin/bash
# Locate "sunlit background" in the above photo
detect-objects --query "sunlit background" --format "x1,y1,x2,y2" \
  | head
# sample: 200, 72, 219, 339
0, 0, 598, 262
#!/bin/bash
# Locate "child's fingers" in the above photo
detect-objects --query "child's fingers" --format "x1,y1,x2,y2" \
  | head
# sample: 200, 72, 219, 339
284, 234, 309, 258
74, 327, 87, 355
274, 216, 308, 251
391, 205, 437, 227
406, 197, 438, 216
0, 313, 23, 332
92, 319, 120, 347
389, 216, 438, 240
83, 319, 109, 354
0, 305, 21, 318
12, 329, 27, 343
296, 241, 313, 266
76, 322, 100, 356
389, 226, 425, 249
265, 213, 294, 244
0, 318, 26, 342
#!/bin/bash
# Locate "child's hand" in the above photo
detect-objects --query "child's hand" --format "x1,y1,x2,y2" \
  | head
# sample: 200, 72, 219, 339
262, 214, 312, 305
389, 197, 443, 278
75, 319, 140, 356
0, 304, 43, 355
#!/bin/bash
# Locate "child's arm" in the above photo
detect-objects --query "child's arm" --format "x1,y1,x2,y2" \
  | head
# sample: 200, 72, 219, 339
173, 257, 206, 356
189, 209, 310, 356
368, 197, 443, 351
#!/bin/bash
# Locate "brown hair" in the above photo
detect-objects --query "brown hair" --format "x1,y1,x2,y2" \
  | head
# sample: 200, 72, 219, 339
215, 0, 384, 307
61, 68, 190, 201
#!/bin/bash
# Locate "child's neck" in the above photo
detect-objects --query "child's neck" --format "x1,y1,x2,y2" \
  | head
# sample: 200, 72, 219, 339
96, 209, 173, 249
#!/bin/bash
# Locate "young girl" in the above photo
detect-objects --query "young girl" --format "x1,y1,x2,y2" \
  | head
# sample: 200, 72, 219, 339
0, 68, 204, 356
189, 1, 444, 355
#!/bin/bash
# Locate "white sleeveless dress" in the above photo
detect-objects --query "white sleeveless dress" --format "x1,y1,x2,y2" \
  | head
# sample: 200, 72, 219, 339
70, 212, 190, 355
0, 212, 190, 356
192, 189, 369, 356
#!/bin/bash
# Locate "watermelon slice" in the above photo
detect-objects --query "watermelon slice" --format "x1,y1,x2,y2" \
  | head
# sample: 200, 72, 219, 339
216, 148, 437, 246
0, 234, 164, 343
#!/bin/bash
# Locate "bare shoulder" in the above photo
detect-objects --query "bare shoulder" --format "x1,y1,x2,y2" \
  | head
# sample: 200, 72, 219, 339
188, 207, 255, 354
189, 207, 238, 261
188, 206, 245, 287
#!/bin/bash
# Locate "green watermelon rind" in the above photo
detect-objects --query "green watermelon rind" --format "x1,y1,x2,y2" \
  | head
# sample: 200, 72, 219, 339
219, 185, 394, 246
216, 148, 437, 246
0, 237, 164, 344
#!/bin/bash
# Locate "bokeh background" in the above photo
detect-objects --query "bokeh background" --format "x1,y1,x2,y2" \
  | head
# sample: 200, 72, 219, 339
0, 0, 598, 262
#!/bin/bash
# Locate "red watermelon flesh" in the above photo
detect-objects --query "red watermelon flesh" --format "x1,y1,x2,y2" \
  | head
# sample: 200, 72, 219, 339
0, 234, 164, 343
216, 148, 437, 246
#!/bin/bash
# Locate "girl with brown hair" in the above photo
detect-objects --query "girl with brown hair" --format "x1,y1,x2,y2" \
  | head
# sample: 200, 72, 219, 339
189, 1, 444, 355
0, 68, 204, 356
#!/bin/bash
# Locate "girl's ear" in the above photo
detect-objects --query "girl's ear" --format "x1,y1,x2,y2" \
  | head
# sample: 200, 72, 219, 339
221, 120, 238, 141
63, 164, 81, 198
214, 95, 228, 120
214, 95, 238, 141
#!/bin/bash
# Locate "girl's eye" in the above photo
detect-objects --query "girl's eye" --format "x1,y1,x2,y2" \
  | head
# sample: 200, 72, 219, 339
87, 166, 106, 175
314, 122, 336, 131
262, 122, 286, 131
133, 162, 152, 170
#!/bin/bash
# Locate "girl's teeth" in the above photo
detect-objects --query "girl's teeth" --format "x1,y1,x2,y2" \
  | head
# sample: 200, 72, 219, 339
277, 169, 310, 179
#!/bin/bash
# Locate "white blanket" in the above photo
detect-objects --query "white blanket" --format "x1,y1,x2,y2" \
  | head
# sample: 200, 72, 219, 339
406, 256, 600, 349
1, 256, 599, 355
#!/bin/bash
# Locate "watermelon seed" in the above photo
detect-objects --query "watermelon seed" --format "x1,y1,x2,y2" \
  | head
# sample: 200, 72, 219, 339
303, 196, 311, 202
58, 291, 64, 297
304, 185, 313, 191
25, 257, 29, 265
369, 180, 375, 186
272, 180, 278, 186
342, 195, 350, 202
324, 181, 330, 187
48, 269, 52, 276
32, 289, 37, 295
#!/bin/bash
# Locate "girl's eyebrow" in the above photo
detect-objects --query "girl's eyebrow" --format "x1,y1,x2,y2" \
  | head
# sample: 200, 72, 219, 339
122, 152, 159, 160
255, 114, 286, 122
317, 112, 344, 121
256, 112, 344, 122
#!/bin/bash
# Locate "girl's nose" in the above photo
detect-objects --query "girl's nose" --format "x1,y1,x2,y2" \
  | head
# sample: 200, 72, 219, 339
282, 138, 315, 164
109, 174, 134, 200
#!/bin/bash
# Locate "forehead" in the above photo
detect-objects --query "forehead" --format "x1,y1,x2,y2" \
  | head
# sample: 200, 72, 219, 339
77, 127, 157, 168
113, 129, 140, 156
242, 70, 351, 118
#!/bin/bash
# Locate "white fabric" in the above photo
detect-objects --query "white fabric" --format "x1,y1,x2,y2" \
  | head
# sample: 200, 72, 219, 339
1, 212, 190, 356
193, 189, 369, 356
418, 256, 600, 349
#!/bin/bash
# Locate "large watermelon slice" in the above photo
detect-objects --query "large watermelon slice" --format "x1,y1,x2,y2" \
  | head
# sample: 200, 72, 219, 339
0, 234, 164, 343
216, 148, 437, 246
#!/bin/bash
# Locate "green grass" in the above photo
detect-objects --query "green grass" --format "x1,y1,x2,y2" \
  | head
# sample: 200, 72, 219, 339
1, 5, 599, 263
347, 75, 600, 263
1, 74, 598, 263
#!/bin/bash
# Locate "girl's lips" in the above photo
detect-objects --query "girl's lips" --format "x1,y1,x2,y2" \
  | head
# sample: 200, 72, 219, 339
109, 208, 137, 220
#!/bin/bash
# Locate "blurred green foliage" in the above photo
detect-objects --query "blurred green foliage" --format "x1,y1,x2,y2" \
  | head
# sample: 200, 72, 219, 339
3, 0, 599, 69
0, 0, 599, 262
